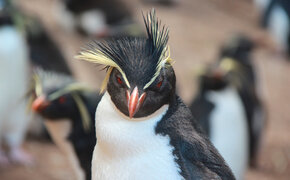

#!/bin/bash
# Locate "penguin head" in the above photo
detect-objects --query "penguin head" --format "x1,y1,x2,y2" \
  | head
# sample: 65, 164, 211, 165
220, 35, 254, 65
77, 9, 175, 119
106, 59, 176, 118
30, 70, 92, 129
199, 66, 228, 92
32, 87, 80, 119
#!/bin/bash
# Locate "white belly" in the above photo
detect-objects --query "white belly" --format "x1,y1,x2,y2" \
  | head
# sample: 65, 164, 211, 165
268, 5, 290, 52
0, 26, 30, 145
206, 87, 249, 180
92, 92, 184, 180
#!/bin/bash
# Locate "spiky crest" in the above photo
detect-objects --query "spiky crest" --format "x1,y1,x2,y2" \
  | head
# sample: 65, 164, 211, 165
76, 8, 173, 92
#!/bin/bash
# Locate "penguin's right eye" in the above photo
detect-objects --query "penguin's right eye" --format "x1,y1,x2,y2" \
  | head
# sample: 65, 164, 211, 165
58, 96, 66, 104
116, 76, 123, 85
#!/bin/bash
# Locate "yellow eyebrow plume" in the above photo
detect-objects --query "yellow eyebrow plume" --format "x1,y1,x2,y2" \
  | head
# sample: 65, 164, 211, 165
75, 49, 131, 91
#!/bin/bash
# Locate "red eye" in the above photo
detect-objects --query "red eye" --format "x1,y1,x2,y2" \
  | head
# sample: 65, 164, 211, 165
156, 80, 163, 88
59, 97, 66, 104
116, 76, 123, 85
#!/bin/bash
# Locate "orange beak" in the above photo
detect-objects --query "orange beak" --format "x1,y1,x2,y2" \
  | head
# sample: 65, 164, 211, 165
126, 87, 146, 118
32, 96, 50, 112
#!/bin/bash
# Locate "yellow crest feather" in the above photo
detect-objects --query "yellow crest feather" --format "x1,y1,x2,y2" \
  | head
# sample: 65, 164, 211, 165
75, 50, 131, 91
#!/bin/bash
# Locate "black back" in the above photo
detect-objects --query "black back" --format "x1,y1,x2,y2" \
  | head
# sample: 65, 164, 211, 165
40, 90, 102, 180
67, 92, 102, 180
156, 95, 235, 179
189, 94, 214, 136
26, 19, 72, 75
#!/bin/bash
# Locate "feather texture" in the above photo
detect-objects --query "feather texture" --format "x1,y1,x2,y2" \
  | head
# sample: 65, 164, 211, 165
76, 9, 173, 91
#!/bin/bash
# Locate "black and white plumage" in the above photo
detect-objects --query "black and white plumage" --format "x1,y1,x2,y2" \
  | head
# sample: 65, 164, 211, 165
189, 66, 249, 180
0, 0, 32, 165
219, 36, 266, 167
189, 36, 266, 179
254, 0, 290, 57
26, 19, 72, 75
30, 70, 101, 180
77, 9, 235, 180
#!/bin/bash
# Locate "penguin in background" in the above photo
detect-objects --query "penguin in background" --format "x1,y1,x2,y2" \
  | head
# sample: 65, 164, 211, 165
189, 36, 266, 179
30, 69, 101, 180
0, 0, 73, 166
55, 0, 143, 37
0, 0, 32, 165
189, 66, 249, 180
218, 36, 266, 167
254, 0, 290, 58
77, 9, 235, 180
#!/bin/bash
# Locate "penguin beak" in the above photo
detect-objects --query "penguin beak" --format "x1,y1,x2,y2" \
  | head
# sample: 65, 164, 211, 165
32, 96, 50, 112
126, 87, 147, 118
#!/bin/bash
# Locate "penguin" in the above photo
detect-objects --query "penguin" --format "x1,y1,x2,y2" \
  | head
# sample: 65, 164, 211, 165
0, 0, 73, 166
218, 36, 266, 167
189, 36, 266, 179
254, 0, 290, 58
77, 9, 235, 180
55, 0, 142, 37
30, 70, 101, 180
189, 66, 249, 180
25, 18, 72, 75
0, 0, 32, 166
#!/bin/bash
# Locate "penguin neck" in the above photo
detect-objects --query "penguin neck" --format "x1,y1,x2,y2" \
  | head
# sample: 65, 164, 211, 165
95, 92, 169, 157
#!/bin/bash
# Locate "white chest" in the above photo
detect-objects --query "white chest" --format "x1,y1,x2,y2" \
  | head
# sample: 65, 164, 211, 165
0, 26, 29, 100
205, 87, 249, 180
92, 92, 184, 180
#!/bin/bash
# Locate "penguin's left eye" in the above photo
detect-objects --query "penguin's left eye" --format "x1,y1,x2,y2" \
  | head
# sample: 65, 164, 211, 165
116, 76, 123, 85
58, 97, 66, 104
156, 80, 163, 89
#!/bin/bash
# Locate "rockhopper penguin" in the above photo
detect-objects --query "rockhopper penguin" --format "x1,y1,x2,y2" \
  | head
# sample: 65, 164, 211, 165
219, 36, 266, 167
189, 36, 266, 179
77, 9, 235, 180
30, 70, 101, 180
189, 65, 249, 180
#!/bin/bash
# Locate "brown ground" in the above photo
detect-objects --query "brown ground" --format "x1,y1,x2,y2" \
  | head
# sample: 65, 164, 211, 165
0, 0, 289, 179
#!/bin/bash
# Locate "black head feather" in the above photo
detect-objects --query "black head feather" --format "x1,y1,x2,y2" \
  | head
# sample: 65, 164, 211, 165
77, 9, 172, 90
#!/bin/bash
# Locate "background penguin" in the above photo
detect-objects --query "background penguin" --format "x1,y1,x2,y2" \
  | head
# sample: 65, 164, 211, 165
30, 70, 101, 180
77, 9, 235, 180
55, 0, 143, 37
189, 36, 266, 178
218, 36, 266, 167
0, 0, 32, 165
189, 66, 249, 180
254, 0, 290, 58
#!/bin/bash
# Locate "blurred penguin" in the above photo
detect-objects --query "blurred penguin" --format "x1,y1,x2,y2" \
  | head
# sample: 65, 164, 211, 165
0, 0, 73, 166
254, 0, 290, 58
219, 36, 266, 167
0, 0, 32, 165
189, 65, 249, 180
30, 69, 101, 180
190, 36, 266, 178
55, 0, 143, 37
